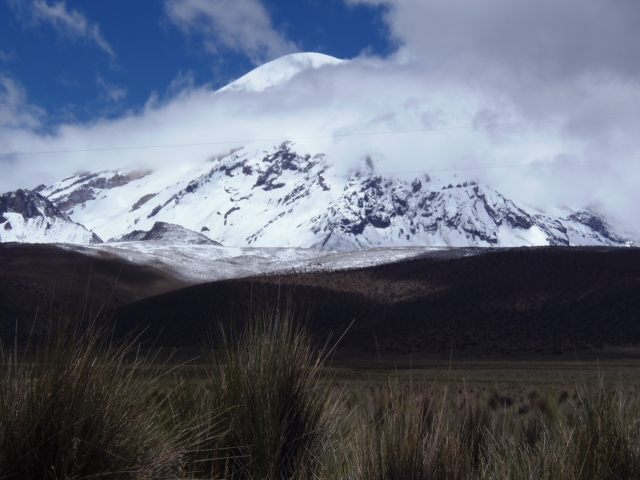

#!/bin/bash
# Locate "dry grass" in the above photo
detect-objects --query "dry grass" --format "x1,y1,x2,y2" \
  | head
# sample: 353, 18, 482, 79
0, 321, 189, 479
203, 303, 344, 480
329, 379, 640, 480
3, 311, 640, 479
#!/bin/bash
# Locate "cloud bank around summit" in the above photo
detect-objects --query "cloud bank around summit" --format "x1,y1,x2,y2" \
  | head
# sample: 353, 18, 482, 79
1, 0, 640, 236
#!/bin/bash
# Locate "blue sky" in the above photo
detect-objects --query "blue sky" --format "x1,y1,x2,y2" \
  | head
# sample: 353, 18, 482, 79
1, 0, 640, 234
0, 0, 392, 124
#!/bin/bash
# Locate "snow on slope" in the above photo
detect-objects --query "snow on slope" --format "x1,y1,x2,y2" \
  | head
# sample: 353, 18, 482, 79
6, 50, 630, 250
62, 242, 456, 284
41, 141, 631, 250
218, 52, 345, 93
2, 51, 633, 249
0, 189, 102, 244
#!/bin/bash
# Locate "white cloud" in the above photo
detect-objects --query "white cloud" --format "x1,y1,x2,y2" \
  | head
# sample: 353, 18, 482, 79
0, 75, 44, 130
0, 75, 46, 189
0, 50, 16, 62
18, 0, 116, 60
165, 0, 297, 65
339, 0, 640, 234
96, 76, 127, 102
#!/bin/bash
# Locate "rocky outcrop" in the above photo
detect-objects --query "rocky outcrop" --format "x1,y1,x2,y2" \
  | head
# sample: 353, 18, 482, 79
110, 222, 222, 245
0, 189, 102, 244
32, 142, 633, 249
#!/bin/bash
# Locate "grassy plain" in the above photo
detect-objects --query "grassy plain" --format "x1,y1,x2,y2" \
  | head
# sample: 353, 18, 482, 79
4, 328, 640, 479
329, 348, 640, 390
4, 296, 640, 480
3, 245, 640, 477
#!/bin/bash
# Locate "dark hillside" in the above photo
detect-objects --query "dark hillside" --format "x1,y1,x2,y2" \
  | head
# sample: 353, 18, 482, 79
0, 243, 185, 342
111, 247, 640, 355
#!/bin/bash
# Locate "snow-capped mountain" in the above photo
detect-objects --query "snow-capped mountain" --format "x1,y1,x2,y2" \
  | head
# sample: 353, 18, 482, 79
0, 52, 633, 249
0, 189, 102, 244
219, 52, 345, 93
37, 141, 629, 249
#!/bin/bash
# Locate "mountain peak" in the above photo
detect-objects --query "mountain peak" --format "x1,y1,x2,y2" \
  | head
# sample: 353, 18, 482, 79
220, 52, 345, 93
3, 143, 634, 250
0, 189, 102, 244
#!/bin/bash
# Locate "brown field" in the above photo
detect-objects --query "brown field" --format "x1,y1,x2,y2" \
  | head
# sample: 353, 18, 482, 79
329, 353, 640, 389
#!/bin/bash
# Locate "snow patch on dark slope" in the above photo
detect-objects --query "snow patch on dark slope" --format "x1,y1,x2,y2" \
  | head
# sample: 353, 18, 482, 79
63, 243, 456, 284
0, 189, 102, 244
111, 222, 222, 245
37, 141, 632, 250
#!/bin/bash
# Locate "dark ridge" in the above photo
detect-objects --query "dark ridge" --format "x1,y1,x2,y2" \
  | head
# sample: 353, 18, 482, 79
0, 243, 187, 343
110, 247, 640, 355
3, 244, 640, 356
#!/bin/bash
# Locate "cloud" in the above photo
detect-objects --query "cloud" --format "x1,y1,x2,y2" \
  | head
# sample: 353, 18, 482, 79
377, 0, 640, 79
340, 0, 640, 234
0, 50, 16, 62
165, 0, 298, 65
0, 75, 44, 130
0, 56, 590, 187
0, 75, 46, 188
96, 75, 127, 102
345, 0, 640, 122
11, 0, 116, 60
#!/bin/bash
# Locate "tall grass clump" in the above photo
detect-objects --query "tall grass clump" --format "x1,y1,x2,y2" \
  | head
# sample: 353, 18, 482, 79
483, 383, 640, 480
349, 384, 438, 480
0, 321, 187, 480
569, 384, 640, 479
347, 382, 489, 480
161, 370, 228, 479
208, 304, 342, 480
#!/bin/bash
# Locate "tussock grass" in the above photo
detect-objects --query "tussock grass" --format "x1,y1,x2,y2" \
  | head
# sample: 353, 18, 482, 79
468, 382, 640, 480
3, 308, 640, 479
331, 377, 640, 480
206, 303, 343, 480
0, 321, 188, 479
344, 382, 489, 480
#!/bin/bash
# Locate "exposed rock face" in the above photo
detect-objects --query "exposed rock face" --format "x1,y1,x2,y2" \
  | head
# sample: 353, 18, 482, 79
111, 222, 222, 245
24, 141, 633, 249
1, 188, 63, 220
0, 189, 102, 244
306, 176, 627, 250
48, 170, 152, 212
